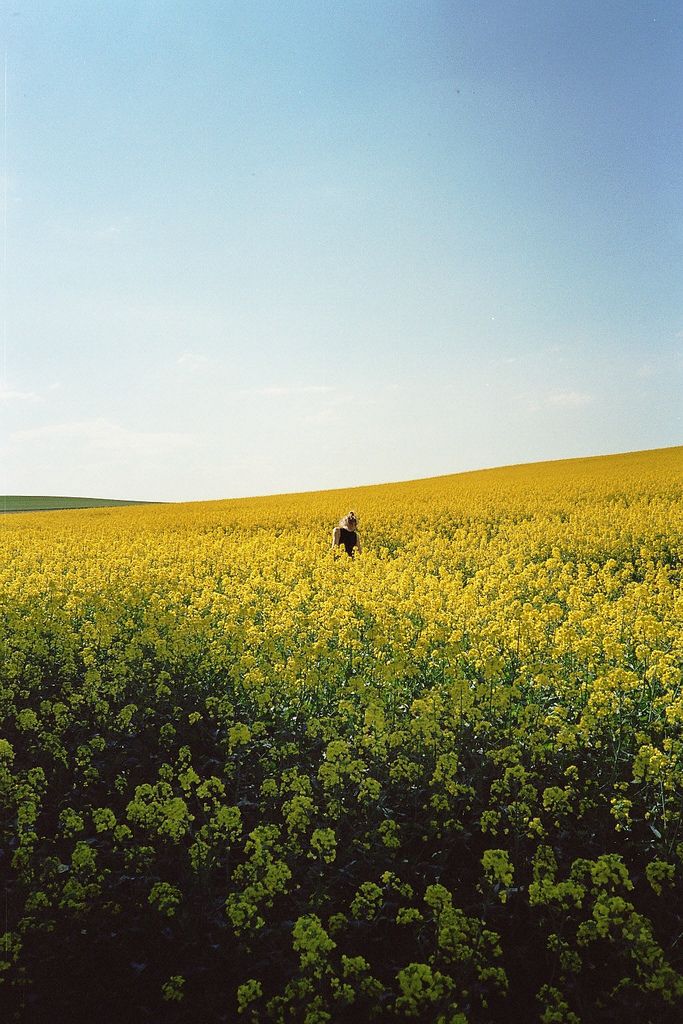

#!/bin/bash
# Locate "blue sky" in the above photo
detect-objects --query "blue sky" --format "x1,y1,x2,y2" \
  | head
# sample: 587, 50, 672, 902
1, 0, 681, 501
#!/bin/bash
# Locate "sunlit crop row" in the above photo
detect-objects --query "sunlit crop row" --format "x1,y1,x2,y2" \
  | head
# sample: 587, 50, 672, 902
1, 446, 682, 1023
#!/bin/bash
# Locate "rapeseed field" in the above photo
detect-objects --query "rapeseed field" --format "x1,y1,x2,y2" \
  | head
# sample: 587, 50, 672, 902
1, 446, 682, 1022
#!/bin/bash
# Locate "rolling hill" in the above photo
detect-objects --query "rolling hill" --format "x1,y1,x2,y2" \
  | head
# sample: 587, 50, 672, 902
0, 495, 157, 513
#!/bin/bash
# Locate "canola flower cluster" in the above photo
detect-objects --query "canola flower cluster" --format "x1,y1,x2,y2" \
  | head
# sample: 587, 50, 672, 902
1, 446, 682, 1023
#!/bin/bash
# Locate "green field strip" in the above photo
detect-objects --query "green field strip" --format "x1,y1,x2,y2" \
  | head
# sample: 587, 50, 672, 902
0, 495, 157, 512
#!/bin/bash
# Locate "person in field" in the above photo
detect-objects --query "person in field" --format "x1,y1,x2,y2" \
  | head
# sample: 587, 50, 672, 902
331, 511, 362, 557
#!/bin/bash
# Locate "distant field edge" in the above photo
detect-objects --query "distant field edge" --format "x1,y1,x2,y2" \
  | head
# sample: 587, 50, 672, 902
0, 496, 161, 513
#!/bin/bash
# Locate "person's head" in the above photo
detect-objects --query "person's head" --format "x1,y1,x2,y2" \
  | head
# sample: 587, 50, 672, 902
340, 510, 358, 531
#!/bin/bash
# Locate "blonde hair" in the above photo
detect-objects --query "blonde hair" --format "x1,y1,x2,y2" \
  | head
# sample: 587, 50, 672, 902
339, 510, 358, 530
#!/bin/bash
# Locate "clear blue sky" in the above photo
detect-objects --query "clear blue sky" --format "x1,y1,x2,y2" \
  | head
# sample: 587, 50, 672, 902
1, 0, 681, 501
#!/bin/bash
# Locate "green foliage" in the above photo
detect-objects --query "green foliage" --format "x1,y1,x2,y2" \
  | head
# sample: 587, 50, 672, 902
0, 495, 151, 511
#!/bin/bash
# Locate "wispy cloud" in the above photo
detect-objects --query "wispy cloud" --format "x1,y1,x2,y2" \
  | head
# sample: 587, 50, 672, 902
489, 356, 519, 367
523, 390, 594, 414
176, 351, 212, 371
543, 390, 593, 408
10, 419, 200, 457
49, 216, 131, 244
237, 385, 334, 398
0, 387, 41, 403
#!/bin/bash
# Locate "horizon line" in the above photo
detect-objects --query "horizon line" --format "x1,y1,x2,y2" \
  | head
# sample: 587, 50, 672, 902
3, 442, 680, 509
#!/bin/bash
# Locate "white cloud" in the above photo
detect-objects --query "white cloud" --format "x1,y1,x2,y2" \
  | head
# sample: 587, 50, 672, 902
522, 390, 594, 414
0, 387, 41, 403
487, 354, 521, 368
543, 390, 593, 408
48, 216, 131, 244
94, 224, 125, 240
237, 385, 334, 397
10, 419, 200, 457
177, 351, 211, 371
